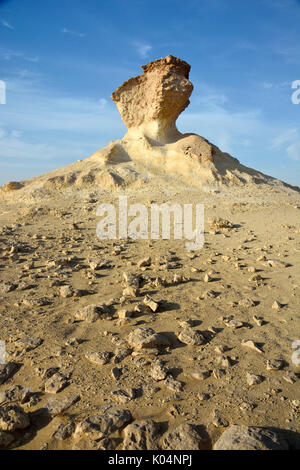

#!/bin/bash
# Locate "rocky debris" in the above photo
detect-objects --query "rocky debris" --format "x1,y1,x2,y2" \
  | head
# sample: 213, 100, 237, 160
123, 272, 141, 292
42, 367, 60, 380
190, 369, 211, 380
213, 425, 290, 450
14, 337, 43, 353
204, 273, 211, 283
89, 260, 99, 270
0, 405, 30, 432
97, 437, 120, 450
267, 259, 290, 268
164, 375, 183, 392
248, 273, 263, 284
0, 363, 18, 385
199, 290, 218, 299
153, 276, 167, 288
217, 355, 233, 368
239, 402, 256, 413
0, 281, 17, 294
266, 359, 285, 371
173, 273, 188, 284
122, 419, 161, 450
210, 218, 233, 230
22, 297, 52, 307
137, 257, 152, 268
241, 339, 263, 354
272, 300, 282, 310
198, 392, 210, 401
178, 319, 195, 328
113, 348, 132, 364
132, 349, 159, 358
223, 316, 243, 329
253, 315, 264, 326
59, 285, 74, 298
212, 368, 226, 379
74, 408, 132, 441
117, 308, 134, 319
248, 266, 257, 273
143, 294, 160, 312
75, 304, 112, 322
177, 327, 206, 346
72, 438, 100, 450
44, 393, 80, 417
215, 345, 228, 354
89, 259, 112, 270
44, 372, 68, 394
150, 360, 168, 381
85, 351, 113, 365
283, 372, 298, 384
52, 421, 75, 440
162, 423, 207, 450
111, 388, 135, 404
212, 410, 229, 428
127, 327, 170, 350
65, 337, 82, 346
0, 430, 14, 448
111, 367, 122, 381
246, 372, 264, 386
122, 286, 139, 298
239, 297, 256, 308
0, 385, 32, 405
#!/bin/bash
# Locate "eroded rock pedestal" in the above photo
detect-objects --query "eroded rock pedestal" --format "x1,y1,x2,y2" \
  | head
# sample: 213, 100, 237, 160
89, 54, 270, 187
111, 55, 194, 144
92, 55, 222, 176
2, 55, 294, 194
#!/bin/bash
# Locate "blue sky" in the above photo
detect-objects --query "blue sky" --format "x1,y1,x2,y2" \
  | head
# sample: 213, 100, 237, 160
0, 0, 300, 186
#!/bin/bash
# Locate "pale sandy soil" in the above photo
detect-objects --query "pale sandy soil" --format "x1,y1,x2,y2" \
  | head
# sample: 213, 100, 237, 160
0, 174, 299, 450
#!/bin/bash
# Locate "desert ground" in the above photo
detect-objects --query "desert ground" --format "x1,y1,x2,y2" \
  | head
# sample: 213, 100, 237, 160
0, 56, 299, 451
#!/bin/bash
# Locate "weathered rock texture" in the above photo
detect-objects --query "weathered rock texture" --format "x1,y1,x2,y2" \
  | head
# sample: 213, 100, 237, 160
111, 55, 193, 144
94, 55, 218, 173
213, 425, 290, 450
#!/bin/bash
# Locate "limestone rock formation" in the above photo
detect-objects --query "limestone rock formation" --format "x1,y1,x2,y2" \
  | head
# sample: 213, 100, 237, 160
93, 55, 218, 174
89, 55, 291, 189
2, 55, 298, 195
111, 55, 194, 144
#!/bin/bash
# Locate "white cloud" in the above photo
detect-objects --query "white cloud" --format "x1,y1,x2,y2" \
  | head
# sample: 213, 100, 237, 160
270, 128, 300, 162
0, 75, 126, 172
133, 41, 152, 58
262, 81, 274, 89
287, 142, 300, 161
276, 46, 300, 65
0, 47, 40, 63
98, 98, 107, 109
61, 28, 86, 38
192, 81, 228, 108
179, 107, 262, 154
1, 19, 14, 30
271, 128, 298, 148
0, 125, 95, 161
